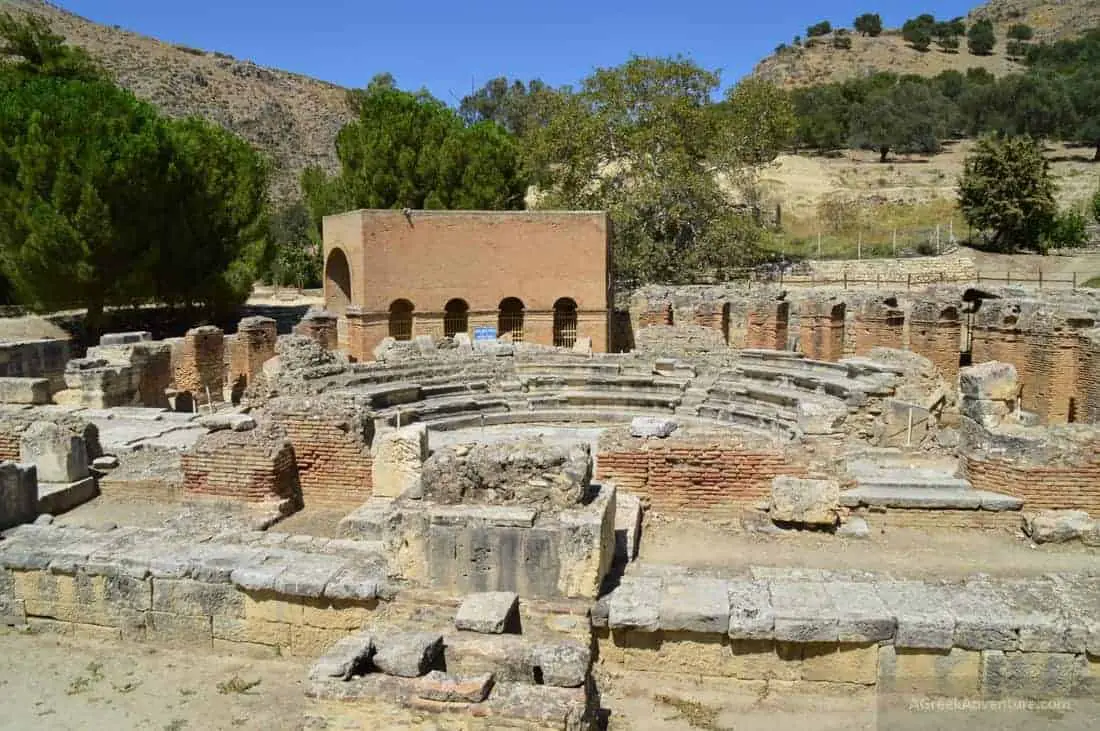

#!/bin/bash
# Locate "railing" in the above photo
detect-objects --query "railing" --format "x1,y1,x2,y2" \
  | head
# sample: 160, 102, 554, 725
762, 270, 1092, 290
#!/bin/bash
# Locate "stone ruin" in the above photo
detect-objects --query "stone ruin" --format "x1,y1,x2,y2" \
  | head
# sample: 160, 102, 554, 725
1, 279, 1099, 727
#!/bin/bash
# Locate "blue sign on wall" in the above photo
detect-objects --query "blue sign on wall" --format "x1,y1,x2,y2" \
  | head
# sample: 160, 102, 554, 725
473, 326, 498, 342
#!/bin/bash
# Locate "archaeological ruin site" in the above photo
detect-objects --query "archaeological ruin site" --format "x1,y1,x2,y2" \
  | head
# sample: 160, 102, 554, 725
1, 209, 1100, 728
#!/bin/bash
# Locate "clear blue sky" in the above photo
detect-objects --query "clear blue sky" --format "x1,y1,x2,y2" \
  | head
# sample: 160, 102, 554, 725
60, 0, 975, 101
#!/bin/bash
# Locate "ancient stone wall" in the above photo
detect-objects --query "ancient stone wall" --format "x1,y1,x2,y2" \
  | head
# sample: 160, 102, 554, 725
294, 310, 339, 352
596, 430, 808, 519
181, 426, 301, 508
789, 253, 978, 286
0, 339, 70, 392
228, 317, 277, 400
1079, 330, 1100, 423
265, 396, 374, 507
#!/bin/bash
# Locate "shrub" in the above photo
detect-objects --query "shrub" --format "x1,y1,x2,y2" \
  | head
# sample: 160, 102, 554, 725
1092, 189, 1100, 223
1008, 23, 1034, 41
807, 21, 833, 38
854, 13, 883, 37
833, 34, 853, 50
1043, 210, 1089, 251
968, 19, 996, 55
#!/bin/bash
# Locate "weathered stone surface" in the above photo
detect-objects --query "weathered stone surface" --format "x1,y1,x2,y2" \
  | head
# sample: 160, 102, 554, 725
442, 633, 532, 683
825, 582, 894, 643
370, 631, 444, 678
272, 555, 341, 598
608, 576, 661, 631
572, 336, 593, 355
309, 631, 374, 680
770, 476, 839, 526
530, 641, 590, 688
796, 399, 848, 436
371, 425, 428, 499
0, 378, 51, 405
837, 516, 870, 539
959, 361, 1019, 402
659, 577, 730, 634
557, 484, 616, 599
197, 413, 256, 432
0, 461, 38, 531
769, 581, 838, 642
414, 670, 494, 703
727, 580, 774, 640
1025, 511, 1093, 544
20, 421, 89, 483
615, 491, 643, 563
629, 417, 678, 439
980, 650, 1089, 700
92, 456, 119, 470
454, 591, 519, 634
421, 437, 591, 509
323, 565, 385, 602
100, 332, 151, 346
876, 581, 955, 650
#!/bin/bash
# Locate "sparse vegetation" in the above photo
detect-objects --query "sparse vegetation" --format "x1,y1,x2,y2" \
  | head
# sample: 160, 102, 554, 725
1008, 23, 1035, 42
654, 693, 721, 730
807, 21, 832, 38
1044, 209, 1089, 251
216, 676, 262, 695
854, 13, 883, 37
968, 19, 997, 55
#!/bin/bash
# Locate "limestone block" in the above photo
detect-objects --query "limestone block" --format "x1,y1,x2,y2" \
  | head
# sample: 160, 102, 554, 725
212, 615, 292, 648
100, 332, 152, 346
659, 577, 731, 634
878, 646, 981, 697
197, 413, 257, 432
530, 641, 590, 687
309, 630, 374, 680
876, 581, 955, 650
801, 643, 878, 685
1025, 511, 1093, 544
145, 611, 213, 648
960, 398, 1011, 429
557, 485, 616, 598
825, 582, 895, 643
796, 399, 848, 436
608, 576, 662, 631
442, 633, 533, 683
727, 580, 774, 640
1081, 521, 1100, 547
414, 671, 494, 703
371, 425, 428, 499
0, 461, 38, 531
372, 337, 397, 362
959, 361, 1018, 402
152, 578, 243, 618
629, 417, 678, 439
837, 516, 870, 539
571, 336, 593, 355
453, 333, 473, 353
20, 421, 89, 483
769, 581, 839, 643
769, 476, 839, 526
370, 631, 444, 678
980, 650, 1089, 700
0, 377, 51, 405
413, 335, 437, 355
615, 491, 643, 563
454, 591, 519, 634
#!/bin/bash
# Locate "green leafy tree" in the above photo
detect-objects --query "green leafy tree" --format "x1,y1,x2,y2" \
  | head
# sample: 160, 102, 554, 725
848, 79, 949, 161
1091, 189, 1100, 223
853, 13, 882, 37
720, 78, 795, 165
902, 17, 934, 52
1066, 69, 1100, 159
968, 19, 996, 55
807, 21, 832, 38
791, 84, 849, 151
1006, 40, 1029, 59
266, 201, 320, 289
0, 11, 101, 80
523, 56, 768, 285
958, 134, 1056, 252
1043, 210, 1088, 251
458, 77, 552, 138
1008, 24, 1034, 42
993, 73, 1076, 140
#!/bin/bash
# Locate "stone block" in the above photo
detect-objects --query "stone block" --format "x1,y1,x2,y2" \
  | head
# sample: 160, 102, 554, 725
557, 485, 615, 599
876, 581, 955, 650
727, 580, 774, 640
197, 413, 257, 432
212, 616, 292, 648
878, 645, 981, 697
309, 630, 374, 680
0, 461, 38, 531
414, 671, 494, 703
629, 417, 678, 439
371, 425, 428, 499
801, 643, 878, 685
980, 650, 1089, 700
272, 556, 341, 599
769, 581, 838, 642
100, 332, 152, 346
0, 378, 51, 405
960, 398, 1011, 429
825, 582, 895, 643
659, 578, 730, 634
530, 641, 590, 687
959, 361, 1019, 402
796, 399, 848, 436
615, 491, 643, 563
152, 578, 243, 618
837, 516, 870, 539
290, 624, 346, 658
20, 421, 89, 483
571, 337, 593, 355
769, 476, 838, 526
413, 335, 437, 355
443, 633, 533, 683
243, 591, 304, 625
1025, 511, 1093, 544
370, 631, 444, 678
145, 611, 213, 648
454, 591, 519, 634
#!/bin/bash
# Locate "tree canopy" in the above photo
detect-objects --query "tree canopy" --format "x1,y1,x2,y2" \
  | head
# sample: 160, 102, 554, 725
854, 13, 882, 37
968, 19, 997, 55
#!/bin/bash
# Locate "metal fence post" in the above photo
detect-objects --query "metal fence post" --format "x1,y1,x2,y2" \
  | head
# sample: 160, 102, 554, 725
1039, 270, 1043, 290
907, 273, 912, 290
843, 272, 848, 290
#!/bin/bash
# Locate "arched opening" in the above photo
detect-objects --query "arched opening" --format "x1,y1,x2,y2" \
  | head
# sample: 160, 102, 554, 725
553, 298, 578, 348
388, 299, 414, 341
444, 298, 469, 338
498, 297, 525, 342
324, 248, 352, 315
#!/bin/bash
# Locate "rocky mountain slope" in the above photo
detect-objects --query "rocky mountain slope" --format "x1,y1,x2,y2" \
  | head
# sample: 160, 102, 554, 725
754, 0, 1098, 88
0, 0, 353, 201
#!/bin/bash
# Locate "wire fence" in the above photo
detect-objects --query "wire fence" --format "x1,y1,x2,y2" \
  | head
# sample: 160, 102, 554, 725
760, 269, 1094, 290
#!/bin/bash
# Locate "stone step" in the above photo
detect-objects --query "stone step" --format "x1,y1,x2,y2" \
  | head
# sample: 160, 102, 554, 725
421, 381, 490, 398
520, 373, 689, 395
732, 363, 891, 404
513, 361, 622, 377
839, 486, 1023, 511
527, 390, 681, 412
850, 466, 971, 491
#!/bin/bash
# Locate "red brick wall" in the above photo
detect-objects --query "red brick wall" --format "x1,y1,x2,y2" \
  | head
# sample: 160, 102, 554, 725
852, 307, 904, 355
962, 451, 1100, 514
799, 305, 845, 362
639, 306, 673, 327
295, 316, 339, 352
182, 433, 300, 505
909, 320, 961, 380
596, 442, 805, 519
1078, 333, 1100, 423
228, 318, 276, 396
972, 328, 1081, 424
174, 327, 226, 407
746, 303, 789, 350
0, 431, 18, 462
267, 410, 373, 507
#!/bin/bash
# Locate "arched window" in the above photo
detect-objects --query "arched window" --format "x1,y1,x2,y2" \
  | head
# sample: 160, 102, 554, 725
553, 298, 578, 348
444, 298, 469, 338
388, 299, 414, 341
324, 248, 352, 315
498, 297, 525, 342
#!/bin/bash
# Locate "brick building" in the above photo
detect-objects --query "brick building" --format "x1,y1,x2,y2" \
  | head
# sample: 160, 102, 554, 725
323, 209, 612, 359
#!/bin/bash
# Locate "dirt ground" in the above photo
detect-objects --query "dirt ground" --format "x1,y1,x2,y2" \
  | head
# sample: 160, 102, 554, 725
639, 517, 1099, 579
0, 629, 311, 731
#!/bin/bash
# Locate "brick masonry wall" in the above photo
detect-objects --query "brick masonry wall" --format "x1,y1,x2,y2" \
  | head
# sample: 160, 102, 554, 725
746, 303, 789, 350
228, 318, 277, 397
972, 329, 1081, 423
267, 409, 373, 508
174, 327, 226, 407
962, 452, 1100, 514
1079, 332, 1100, 423
799, 313, 845, 362
0, 432, 18, 462
909, 320, 962, 381
295, 316, 339, 352
596, 441, 806, 518
181, 435, 300, 505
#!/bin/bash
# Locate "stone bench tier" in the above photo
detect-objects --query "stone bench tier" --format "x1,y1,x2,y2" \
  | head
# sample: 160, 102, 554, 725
526, 390, 681, 412
513, 361, 623, 377
840, 486, 1024, 511
519, 374, 689, 396
733, 363, 893, 404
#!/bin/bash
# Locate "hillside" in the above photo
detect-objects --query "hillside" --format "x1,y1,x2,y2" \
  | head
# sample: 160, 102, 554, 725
0, 0, 353, 201
753, 0, 1096, 88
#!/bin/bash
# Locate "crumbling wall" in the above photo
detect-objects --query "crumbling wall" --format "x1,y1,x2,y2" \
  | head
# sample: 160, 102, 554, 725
228, 317, 277, 402
265, 395, 374, 507
0, 408, 101, 463
1079, 329, 1100, 423
173, 326, 226, 409
0, 338, 69, 392
294, 310, 339, 352
181, 424, 301, 509
595, 429, 810, 519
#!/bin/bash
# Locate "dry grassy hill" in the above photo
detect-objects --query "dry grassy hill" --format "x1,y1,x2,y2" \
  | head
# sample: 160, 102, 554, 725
0, 0, 353, 201
754, 0, 1097, 88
